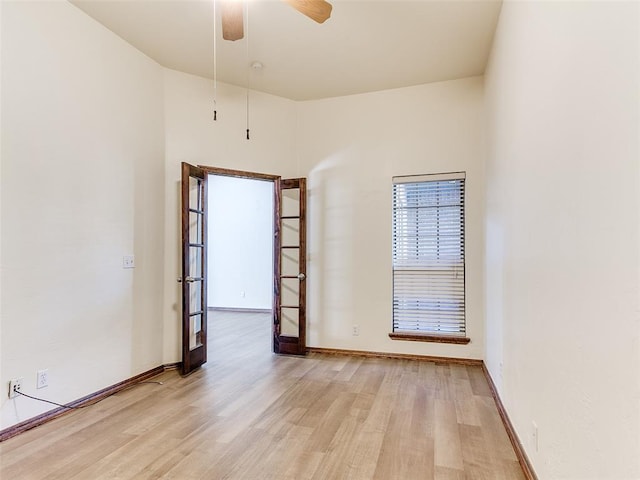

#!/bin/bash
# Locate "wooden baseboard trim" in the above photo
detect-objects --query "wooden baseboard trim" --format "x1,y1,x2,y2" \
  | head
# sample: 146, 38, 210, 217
0, 364, 168, 443
481, 363, 538, 480
162, 362, 182, 371
306, 346, 483, 366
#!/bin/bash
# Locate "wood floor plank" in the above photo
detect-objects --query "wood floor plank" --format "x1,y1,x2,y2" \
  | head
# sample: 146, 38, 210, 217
435, 465, 466, 480
283, 450, 325, 480
475, 395, 520, 462
435, 363, 455, 401
0, 311, 527, 480
249, 425, 315, 479
373, 378, 434, 480
69, 437, 182, 480
452, 372, 481, 427
467, 364, 493, 397
306, 414, 361, 480
460, 423, 498, 480
333, 355, 364, 383
434, 397, 465, 470
304, 391, 357, 453
336, 430, 385, 480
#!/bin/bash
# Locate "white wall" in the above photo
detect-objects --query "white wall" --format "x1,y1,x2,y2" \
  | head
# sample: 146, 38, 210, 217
0, 0, 4, 404
0, 1, 165, 428
162, 70, 298, 363
297, 77, 485, 359
484, 1, 640, 478
208, 175, 273, 310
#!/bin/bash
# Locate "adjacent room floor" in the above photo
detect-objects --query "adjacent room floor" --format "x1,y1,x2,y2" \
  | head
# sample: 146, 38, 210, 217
0, 311, 525, 479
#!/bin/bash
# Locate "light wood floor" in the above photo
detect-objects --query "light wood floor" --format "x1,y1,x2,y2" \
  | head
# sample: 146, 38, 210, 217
0, 311, 525, 479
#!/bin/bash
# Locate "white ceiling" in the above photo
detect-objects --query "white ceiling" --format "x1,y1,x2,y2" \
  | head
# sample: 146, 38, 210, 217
71, 0, 503, 101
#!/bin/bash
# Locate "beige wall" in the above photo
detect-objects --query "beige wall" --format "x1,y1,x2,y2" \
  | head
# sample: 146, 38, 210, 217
484, 1, 640, 478
297, 77, 485, 359
0, 1, 165, 427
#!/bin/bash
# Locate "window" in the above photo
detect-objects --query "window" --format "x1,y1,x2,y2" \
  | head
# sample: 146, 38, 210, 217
390, 172, 468, 344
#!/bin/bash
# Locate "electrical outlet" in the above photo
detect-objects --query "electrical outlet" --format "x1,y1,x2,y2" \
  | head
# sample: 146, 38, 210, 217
36, 369, 49, 389
8, 378, 23, 399
532, 421, 539, 452
123, 255, 135, 269
352, 325, 360, 336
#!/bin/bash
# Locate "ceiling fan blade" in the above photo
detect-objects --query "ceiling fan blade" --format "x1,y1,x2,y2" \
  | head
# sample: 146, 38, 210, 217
221, 1, 244, 41
283, 0, 332, 24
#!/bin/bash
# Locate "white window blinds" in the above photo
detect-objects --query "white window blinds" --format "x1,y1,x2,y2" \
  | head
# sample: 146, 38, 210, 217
392, 173, 466, 336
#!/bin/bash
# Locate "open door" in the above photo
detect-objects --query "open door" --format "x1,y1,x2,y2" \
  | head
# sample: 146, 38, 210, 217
180, 162, 208, 375
273, 178, 307, 355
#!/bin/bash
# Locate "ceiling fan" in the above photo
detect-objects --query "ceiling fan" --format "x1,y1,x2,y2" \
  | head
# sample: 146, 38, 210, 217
220, 0, 333, 41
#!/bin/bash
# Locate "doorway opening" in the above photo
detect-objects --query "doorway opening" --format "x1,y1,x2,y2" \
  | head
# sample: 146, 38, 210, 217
207, 174, 274, 355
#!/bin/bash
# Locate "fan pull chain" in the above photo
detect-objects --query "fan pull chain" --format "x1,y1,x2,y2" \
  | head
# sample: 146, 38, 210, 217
245, 1, 250, 140
213, 0, 218, 121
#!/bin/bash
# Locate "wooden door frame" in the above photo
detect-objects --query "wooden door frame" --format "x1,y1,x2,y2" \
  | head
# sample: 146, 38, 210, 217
198, 165, 280, 182
197, 166, 306, 354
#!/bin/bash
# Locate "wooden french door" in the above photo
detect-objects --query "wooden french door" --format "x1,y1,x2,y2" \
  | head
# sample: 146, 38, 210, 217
180, 165, 307, 361
273, 178, 307, 355
180, 163, 208, 375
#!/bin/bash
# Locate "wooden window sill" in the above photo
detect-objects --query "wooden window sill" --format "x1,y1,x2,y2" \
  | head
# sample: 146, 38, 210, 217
389, 332, 471, 344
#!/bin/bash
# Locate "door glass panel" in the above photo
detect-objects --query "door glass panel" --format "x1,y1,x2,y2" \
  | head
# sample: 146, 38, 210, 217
189, 211, 203, 244
189, 281, 202, 313
282, 217, 299, 246
281, 308, 299, 336
282, 188, 299, 217
281, 278, 299, 306
189, 246, 202, 278
189, 177, 203, 244
281, 276, 299, 336
189, 313, 203, 350
189, 176, 201, 205
282, 250, 299, 277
